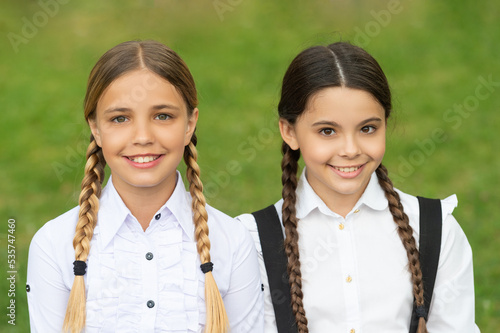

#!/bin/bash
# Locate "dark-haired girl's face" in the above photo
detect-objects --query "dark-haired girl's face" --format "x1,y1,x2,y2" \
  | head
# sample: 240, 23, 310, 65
280, 87, 386, 215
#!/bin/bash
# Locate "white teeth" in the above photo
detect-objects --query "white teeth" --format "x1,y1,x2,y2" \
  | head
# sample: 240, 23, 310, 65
130, 156, 158, 163
335, 166, 360, 173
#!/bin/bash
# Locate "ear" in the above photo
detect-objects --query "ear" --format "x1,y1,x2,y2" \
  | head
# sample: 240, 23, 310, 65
184, 108, 199, 146
88, 119, 102, 147
279, 118, 299, 150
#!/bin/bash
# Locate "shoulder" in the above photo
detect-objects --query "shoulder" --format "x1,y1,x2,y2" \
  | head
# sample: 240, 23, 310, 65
30, 206, 79, 252
206, 204, 245, 233
395, 188, 458, 223
395, 188, 467, 250
205, 203, 256, 249
235, 199, 284, 252
28, 206, 79, 284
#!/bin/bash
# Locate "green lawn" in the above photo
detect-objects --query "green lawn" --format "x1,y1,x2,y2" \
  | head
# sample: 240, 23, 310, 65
1, 0, 499, 331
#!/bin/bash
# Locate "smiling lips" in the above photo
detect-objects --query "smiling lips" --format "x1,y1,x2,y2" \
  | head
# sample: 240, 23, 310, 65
333, 165, 361, 173
330, 163, 366, 179
127, 155, 161, 163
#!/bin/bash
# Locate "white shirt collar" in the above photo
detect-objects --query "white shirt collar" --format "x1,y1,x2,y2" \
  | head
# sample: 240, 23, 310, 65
295, 167, 388, 219
97, 171, 195, 248
164, 171, 195, 241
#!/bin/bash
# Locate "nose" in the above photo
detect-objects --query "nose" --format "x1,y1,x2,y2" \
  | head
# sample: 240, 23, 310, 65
339, 134, 361, 159
132, 119, 154, 146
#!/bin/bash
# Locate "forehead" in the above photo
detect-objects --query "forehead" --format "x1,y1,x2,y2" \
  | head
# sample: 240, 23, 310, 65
97, 69, 185, 110
301, 87, 385, 123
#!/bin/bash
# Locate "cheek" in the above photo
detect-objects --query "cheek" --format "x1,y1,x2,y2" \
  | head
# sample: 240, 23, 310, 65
99, 130, 126, 150
157, 126, 188, 147
365, 136, 386, 161
300, 139, 334, 163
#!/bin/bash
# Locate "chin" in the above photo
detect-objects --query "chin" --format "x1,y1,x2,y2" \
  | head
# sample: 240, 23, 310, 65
123, 176, 167, 189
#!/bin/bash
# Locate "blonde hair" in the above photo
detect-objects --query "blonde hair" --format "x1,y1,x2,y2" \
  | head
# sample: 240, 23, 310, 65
63, 40, 228, 332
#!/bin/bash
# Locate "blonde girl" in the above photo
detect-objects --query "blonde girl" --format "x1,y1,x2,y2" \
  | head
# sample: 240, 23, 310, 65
238, 42, 479, 332
27, 40, 263, 332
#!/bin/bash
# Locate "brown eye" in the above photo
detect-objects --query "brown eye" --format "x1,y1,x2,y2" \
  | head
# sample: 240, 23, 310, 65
320, 128, 335, 136
361, 126, 376, 134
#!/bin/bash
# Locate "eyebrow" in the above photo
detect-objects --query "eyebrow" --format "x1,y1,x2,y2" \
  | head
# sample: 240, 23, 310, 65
358, 117, 383, 126
103, 104, 181, 114
312, 117, 383, 127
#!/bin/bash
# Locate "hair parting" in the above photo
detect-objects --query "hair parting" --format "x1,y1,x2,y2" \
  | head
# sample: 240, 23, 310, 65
184, 133, 229, 333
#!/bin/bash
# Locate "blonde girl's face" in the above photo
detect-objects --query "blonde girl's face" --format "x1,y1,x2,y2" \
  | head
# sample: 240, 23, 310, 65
280, 87, 386, 213
89, 69, 198, 195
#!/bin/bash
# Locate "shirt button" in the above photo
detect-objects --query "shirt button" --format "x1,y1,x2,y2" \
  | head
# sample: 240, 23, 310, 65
354, 209, 360, 213
155, 214, 161, 220
339, 223, 344, 230
346, 275, 352, 283
147, 300, 155, 308
145, 252, 154, 260
26, 284, 30, 292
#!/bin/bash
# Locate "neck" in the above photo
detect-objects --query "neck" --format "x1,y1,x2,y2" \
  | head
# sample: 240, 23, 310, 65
112, 177, 177, 231
322, 193, 360, 218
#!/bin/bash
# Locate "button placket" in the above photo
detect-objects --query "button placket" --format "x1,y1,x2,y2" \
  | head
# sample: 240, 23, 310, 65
338, 213, 361, 329
140, 237, 158, 330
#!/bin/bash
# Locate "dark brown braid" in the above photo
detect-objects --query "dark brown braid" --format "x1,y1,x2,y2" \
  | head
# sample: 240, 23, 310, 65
376, 164, 427, 333
281, 142, 308, 333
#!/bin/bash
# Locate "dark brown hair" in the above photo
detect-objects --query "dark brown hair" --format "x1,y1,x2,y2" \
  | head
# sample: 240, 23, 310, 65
64, 40, 228, 333
278, 42, 427, 333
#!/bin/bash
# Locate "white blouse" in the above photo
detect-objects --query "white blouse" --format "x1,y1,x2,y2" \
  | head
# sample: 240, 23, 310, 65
238, 169, 480, 333
27, 171, 264, 332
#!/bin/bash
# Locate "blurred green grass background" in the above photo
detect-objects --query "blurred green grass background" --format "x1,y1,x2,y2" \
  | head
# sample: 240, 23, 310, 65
1, 0, 499, 331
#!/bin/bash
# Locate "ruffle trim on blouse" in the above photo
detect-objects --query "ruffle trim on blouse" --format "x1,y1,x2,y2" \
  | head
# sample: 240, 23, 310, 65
86, 218, 203, 332
440, 194, 458, 221
153, 220, 200, 332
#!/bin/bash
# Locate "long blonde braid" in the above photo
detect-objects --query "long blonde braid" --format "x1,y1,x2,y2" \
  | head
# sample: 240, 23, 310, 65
183, 133, 229, 332
63, 135, 105, 332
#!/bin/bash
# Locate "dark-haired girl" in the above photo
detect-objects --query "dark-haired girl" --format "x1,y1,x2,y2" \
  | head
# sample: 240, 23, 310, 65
27, 40, 263, 333
238, 42, 479, 333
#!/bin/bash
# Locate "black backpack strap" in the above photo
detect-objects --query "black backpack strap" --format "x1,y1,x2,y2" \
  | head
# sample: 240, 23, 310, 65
409, 197, 443, 333
252, 205, 298, 333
